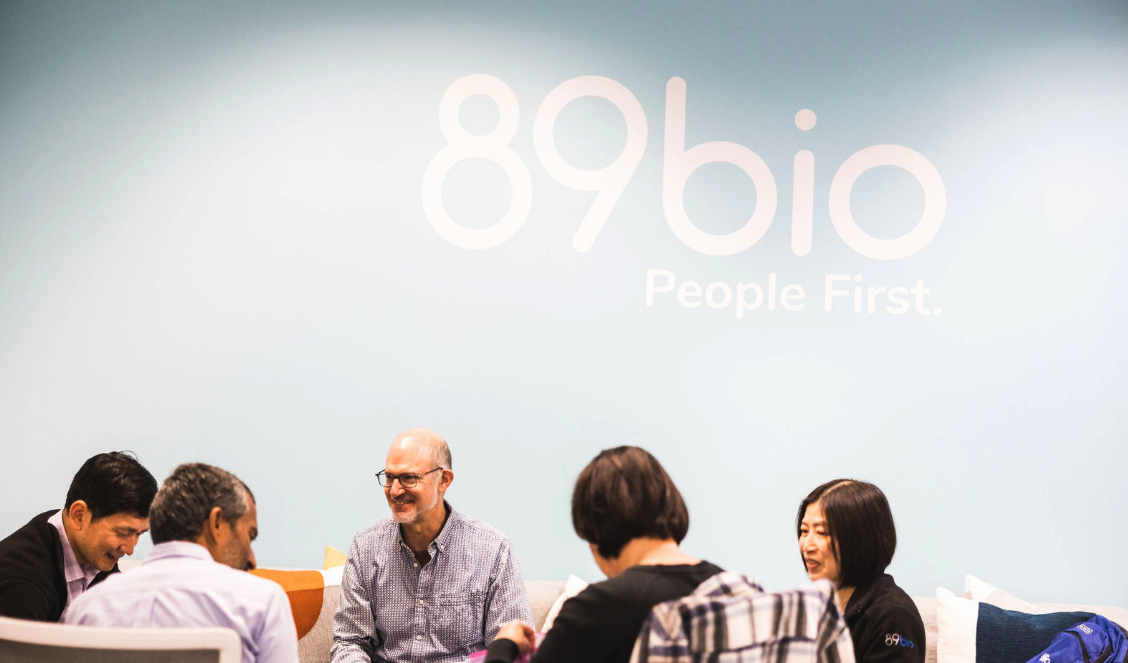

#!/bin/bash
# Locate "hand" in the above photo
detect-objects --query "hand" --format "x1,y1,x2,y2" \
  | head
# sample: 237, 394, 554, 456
495, 620, 536, 654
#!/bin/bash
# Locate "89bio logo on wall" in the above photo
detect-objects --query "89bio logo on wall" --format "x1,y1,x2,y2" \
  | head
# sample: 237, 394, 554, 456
422, 74, 947, 317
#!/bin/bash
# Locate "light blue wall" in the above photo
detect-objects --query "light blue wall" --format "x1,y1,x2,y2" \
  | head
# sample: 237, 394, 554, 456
2, 1, 1126, 605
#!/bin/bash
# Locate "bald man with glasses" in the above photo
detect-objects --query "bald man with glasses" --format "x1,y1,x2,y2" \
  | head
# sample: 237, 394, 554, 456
331, 428, 532, 663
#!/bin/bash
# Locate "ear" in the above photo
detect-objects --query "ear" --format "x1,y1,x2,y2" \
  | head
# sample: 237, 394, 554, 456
66, 501, 91, 530
205, 506, 226, 541
438, 469, 454, 492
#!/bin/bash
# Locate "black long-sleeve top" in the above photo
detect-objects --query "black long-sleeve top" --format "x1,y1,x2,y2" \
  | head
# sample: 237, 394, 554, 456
844, 573, 927, 663
485, 561, 724, 663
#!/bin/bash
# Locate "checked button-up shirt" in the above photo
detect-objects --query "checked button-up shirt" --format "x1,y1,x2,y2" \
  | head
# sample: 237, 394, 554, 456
632, 573, 855, 663
331, 503, 532, 663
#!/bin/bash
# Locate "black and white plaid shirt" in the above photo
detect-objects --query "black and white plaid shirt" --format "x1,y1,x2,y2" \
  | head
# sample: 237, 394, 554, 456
631, 573, 855, 663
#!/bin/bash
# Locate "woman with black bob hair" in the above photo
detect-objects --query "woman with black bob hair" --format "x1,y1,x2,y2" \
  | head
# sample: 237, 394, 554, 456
797, 479, 925, 662
485, 446, 723, 663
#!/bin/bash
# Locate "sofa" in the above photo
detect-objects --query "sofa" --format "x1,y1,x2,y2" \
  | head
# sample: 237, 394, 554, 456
258, 566, 1128, 663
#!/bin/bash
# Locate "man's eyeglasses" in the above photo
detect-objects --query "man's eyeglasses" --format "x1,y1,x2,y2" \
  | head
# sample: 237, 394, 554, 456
375, 468, 442, 488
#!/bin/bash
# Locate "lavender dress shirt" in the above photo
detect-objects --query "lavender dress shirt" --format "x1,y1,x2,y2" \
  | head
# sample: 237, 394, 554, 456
331, 503, 532, 663
46, 509, 100, 620
64, 541, 298, 663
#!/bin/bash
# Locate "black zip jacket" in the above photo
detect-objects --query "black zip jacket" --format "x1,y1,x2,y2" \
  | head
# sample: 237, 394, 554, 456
844, 573, 926, 663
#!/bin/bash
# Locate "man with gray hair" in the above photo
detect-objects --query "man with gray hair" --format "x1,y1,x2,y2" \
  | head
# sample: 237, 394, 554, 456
65, 463, 298, 663
332, 428, 532, 663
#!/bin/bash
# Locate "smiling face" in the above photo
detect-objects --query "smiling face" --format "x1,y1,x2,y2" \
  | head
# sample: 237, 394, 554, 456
384, 432, 450, 526
66, 503, 149, 572
799, 501, 842, 587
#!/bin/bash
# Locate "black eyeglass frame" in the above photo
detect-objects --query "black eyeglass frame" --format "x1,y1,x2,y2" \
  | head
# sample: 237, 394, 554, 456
375, 467, 442, 488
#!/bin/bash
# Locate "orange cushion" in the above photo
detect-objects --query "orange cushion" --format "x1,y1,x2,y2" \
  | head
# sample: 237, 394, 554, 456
250, 568, 325, 639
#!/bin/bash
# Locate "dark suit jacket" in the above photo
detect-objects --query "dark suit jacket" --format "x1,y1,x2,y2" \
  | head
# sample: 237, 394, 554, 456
0, 510, 117, 622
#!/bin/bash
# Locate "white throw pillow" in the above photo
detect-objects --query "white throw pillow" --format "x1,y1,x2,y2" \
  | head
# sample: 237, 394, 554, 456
540, 574, 589, 632
936, 587, 980, 663
962, 575, 1036, 612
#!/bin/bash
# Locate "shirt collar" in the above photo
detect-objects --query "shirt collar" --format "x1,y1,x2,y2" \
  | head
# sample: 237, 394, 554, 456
48, 509, 100, 585
432, 501, 460, 551
144, 540, 216, 564
397, 501, 460, 553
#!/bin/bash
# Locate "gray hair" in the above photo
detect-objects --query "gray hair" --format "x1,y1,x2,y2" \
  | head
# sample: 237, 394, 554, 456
432, 438, 452, 470
149, 463, 254, 544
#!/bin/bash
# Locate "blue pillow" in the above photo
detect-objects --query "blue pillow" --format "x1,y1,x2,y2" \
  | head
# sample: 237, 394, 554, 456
975, 603, 1093, 662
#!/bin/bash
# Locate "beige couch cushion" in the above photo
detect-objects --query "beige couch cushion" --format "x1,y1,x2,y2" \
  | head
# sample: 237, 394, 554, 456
526, 580, 567, 631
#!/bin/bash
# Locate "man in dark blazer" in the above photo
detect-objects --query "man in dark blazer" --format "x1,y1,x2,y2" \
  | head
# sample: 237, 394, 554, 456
0, 451, 158, 621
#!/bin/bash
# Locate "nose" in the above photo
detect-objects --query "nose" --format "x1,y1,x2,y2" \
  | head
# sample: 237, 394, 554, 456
246, 547, 257, 571
389, 480, 406, 496
800, 534, 815, 553
122, 535, 139, 556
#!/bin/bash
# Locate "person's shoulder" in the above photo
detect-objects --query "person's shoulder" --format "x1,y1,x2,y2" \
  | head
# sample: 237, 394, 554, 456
562, 566, 713, 620
352, 518, 398, 545
620, 561, 725, 584
561, 574, 623, 609
134, 554, 283, 601
868, 597, 924, 625
448, 509, 510, 545
874, 575, 920, 609
582, 564, 679, 598
211, 564, 290, 602
0, 512, 61, 585
0, 510, 58, 550
687, 560, 726, 581
866, 575, 925, 630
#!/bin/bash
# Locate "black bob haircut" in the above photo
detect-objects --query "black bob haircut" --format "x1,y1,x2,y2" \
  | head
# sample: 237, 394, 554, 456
64, 451, 159, 521
796, 479, 897, 588
571, 446, 689, 559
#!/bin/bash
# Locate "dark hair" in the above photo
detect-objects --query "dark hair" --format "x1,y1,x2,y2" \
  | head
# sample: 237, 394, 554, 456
64, 451, 158, 521
571, 446, 689, 559
149, 463, 254, 544
796, 479, 897, 588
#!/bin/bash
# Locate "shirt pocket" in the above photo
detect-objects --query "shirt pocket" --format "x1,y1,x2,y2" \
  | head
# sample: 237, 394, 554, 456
429, 592, 486, 655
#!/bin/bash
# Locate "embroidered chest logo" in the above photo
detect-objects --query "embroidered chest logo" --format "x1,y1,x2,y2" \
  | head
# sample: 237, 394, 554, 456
885, 633, 915, 648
